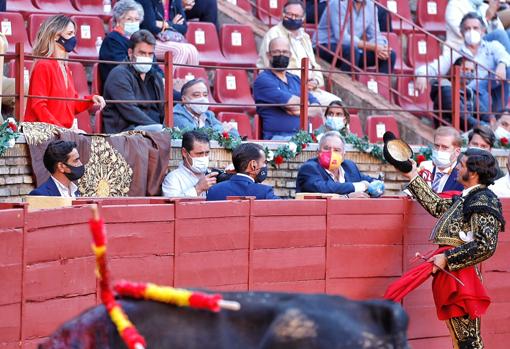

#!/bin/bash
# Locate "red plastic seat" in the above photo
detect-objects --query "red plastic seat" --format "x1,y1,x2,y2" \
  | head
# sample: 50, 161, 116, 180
220, 24, 258, 67
76, 111, 93, 133
185, 22, 227, 66
383, 32, 412, 74
224, 0, 252, 12
394, 76, 433, 116
217, 112, 254, 139
6, 0, 44, 18
406, 33, 441, 68
309, 115, 324, 131
0, 13, 32, 56
7, 59, 32, 81
72, 0, 113, 22
416, 0, 447, 35
365, 115, 400, 143
28, 14, 53, 47
94, 110, 103, 133
213, 69, 256, 114
348, 114, 363, 138
378, 0, 414, 33
256, 0, 285, 26
68, 61, 90, 97
358, 74, 393, 102
70, 15, 106, 60
92, 63, 102, 95
32, 0, 80, 14
253, 114, 261, 139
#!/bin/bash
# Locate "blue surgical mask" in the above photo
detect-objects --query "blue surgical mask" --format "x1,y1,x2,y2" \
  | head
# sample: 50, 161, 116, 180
470, 0, 484, 7
132, 55, 152, 73
325, 116, 345, 130
123, 22, 140, 37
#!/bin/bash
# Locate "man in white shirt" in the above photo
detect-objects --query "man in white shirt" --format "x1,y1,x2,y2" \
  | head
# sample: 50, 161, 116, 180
162, 131, 217, 198
490, 152, 510, 197
28, 140, 84, 197
418, 127, 464, 195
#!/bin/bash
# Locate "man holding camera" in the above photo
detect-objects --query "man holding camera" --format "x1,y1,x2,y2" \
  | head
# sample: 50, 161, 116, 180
162, 131, 217, 198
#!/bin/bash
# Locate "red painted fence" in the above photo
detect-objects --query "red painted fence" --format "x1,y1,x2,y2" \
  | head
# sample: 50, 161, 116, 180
0, 197, 509, 348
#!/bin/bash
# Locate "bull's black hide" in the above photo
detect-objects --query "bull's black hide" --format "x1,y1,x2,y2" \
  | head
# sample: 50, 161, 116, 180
39, 292, 409, 349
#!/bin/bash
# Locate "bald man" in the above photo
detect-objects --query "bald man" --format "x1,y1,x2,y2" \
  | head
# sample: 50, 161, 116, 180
253, 36, 322, 140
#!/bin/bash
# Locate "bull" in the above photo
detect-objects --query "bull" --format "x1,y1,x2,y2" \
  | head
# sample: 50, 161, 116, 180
39, 291, 409, 349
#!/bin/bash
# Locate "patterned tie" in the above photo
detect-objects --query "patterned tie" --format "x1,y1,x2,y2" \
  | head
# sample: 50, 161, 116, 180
431, 171, 444, 193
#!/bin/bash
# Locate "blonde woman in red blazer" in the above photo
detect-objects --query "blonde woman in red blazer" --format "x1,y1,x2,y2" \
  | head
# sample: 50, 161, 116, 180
24, 15, 105, 130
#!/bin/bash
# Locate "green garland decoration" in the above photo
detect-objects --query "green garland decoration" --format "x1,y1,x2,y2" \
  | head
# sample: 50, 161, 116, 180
0, 118, 20, 157
165, 127, 242, 151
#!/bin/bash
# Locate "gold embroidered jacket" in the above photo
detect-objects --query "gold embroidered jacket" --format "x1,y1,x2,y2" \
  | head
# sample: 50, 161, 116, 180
407, 176, 504, 271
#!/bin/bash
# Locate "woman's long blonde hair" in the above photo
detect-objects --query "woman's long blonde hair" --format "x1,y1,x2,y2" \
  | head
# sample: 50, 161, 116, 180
32, 15, 75, 58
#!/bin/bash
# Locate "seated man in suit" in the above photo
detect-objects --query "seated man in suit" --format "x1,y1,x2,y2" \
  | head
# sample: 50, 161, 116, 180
207, 143, 280, 201
29, 140, 84, 197
418, 126, 464, 196
296, 131, 377, 197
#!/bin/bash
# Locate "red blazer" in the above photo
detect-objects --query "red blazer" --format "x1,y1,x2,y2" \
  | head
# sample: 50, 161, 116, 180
24, 59, 92, 128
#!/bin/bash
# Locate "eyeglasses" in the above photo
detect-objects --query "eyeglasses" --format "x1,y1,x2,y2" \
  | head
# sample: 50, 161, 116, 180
269, 49, 291, 56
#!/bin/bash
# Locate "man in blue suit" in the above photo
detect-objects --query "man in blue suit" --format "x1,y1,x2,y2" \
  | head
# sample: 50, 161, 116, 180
296, 131, 376, 197
207, 143, 279, 201
29, 140, 84, 197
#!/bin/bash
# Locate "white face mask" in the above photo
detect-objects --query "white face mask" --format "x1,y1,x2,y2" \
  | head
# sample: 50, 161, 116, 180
325, 116, 345, 130
188, 97, 209, 115
470, 0, 484, 7
123, 22, 140, 37
133, 55, 152, 73
432, 149, 454, 168
495, 126, 510, 140
464, 29, 481, 46
189, 155, 209, 174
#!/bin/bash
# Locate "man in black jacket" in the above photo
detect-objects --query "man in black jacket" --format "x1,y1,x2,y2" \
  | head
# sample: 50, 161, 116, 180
102, 30, 165, 134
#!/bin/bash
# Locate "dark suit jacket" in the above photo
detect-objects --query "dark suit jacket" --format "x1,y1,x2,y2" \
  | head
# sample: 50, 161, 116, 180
432, 166, 464, 193
206, 174, 280, 201
296, 158, 375, 195
28, 177, 79, 197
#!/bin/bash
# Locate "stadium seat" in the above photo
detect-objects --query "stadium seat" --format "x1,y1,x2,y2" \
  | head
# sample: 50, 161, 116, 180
253, 114, 261, 140
406, 33, 441, 68
28, 14, 53, 47
309, 115, 324, 131
394, 76, 433, 116
173, 66, 220, 111
348, 114, 363, 138
383, 32, 412, 74
213, 69, 256, 114
416, 0, 447, 35
7, 60, 32, 82
76, 110, 93, 133
32, 0, 80, 15
0, 13, 32, 56
220, 24, 258, 67
358, 74, 393, 103
72, 0, 114, 22
224, 0, 252, 12
70, 15, 106, 60
365, 115, 400, 143
256, 0, 285, 26
185, 22, 227, 66
6, 0, 43, 18
68, 61, 90, 97
377, 0, 414, 33
94, 110, 103, 133
217, 112, 254, 139
91, 63, 102, 95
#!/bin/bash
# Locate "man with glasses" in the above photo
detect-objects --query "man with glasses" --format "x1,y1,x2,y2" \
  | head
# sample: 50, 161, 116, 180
253, 36, 322, 140
316, 0, 395, 74
257, 0, 341, 107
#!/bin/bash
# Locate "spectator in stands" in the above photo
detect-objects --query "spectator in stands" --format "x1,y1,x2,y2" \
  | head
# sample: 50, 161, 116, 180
468, 125, 496, 150
184, 0, 218, 30
430, 56, 478, 131
417, 126, 464, 195
254, 37, 322, 140
296, 131, 377, 196
257, 0, 340, 107
102, 30, 165, 133
137, 0, 199, 65
174, 79, 239, 136
0, 33, 28, 117
316, 0, 396, 74
489, 152, 510, 197
495, 109, 510, 141
207, 143, 279, 201
29, 140, 83, 197
446, 0, 510, 53
416, 12, 510, 121
162, 130, 217, 197
318, 100, 351, 134
24, 15, 106, 130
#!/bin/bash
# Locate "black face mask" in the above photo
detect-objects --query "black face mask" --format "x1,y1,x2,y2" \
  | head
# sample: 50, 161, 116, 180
64, 163, 85, 181
271, 55, 290, 69
254, 166, 268, 183
56, 36, 77, 53
282, 18, 303, 31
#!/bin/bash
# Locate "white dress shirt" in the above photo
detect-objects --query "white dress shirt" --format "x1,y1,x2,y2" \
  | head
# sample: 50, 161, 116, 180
51, 176, 78, 197
161, 163, 204, 198
489, 173, 510, 197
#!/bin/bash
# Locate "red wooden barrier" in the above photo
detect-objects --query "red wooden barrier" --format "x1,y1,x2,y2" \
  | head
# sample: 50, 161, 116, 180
0, 197, 508, 348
